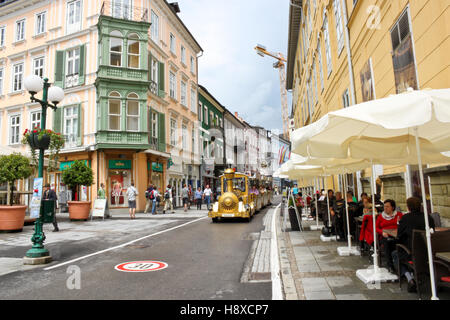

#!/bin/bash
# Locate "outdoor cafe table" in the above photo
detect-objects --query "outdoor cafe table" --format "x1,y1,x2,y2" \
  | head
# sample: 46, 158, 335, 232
436, 252, 450, 264
383, 227, 450, 239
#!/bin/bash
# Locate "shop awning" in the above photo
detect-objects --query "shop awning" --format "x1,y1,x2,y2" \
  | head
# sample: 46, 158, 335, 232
140, 149, 171, 158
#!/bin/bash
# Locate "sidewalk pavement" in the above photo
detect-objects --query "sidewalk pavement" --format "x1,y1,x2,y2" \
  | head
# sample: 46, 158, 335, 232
0, 206, 209, 277
278, 208, 450, 300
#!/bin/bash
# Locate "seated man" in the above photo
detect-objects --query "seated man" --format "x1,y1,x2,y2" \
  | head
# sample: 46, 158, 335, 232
331, 192, 346, 240
345, 191, 360, 239
392, 197, 435, 293
376, 199, 403, 273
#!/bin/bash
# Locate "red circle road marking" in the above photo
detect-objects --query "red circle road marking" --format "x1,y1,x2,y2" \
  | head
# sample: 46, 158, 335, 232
114, 261, 168, 272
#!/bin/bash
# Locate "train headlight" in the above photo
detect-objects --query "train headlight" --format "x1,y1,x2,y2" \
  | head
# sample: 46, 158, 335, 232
239, 202, 244, 212
213, 202, 219, 212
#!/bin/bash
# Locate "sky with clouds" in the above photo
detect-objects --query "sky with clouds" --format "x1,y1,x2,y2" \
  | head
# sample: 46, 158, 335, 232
176, 0, 292, 133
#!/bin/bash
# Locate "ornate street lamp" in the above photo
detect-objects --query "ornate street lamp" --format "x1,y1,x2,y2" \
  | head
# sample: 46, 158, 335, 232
23, 75, 64, 264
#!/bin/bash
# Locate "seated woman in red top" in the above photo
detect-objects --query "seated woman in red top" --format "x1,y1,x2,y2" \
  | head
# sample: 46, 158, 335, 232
376, 199, 403, 273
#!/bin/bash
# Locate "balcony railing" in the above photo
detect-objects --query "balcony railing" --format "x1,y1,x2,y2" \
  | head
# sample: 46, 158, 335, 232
65, 74, 79, 88
100, 1, 148, 22
149, 80, 158, 96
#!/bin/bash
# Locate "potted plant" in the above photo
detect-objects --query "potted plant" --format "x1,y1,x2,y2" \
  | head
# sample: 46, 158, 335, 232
0, 153, 33, 231
22, 127, 65, 172
61, 160, 94, 221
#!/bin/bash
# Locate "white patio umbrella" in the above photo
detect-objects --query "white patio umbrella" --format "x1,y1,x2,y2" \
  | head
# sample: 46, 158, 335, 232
291, 88, 450, 299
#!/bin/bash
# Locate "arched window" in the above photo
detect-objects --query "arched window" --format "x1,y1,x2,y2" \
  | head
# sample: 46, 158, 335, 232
127, 33, 140, 68
126, 93, 139, 131
109, 91, 121, 130
110, 31, 123, 67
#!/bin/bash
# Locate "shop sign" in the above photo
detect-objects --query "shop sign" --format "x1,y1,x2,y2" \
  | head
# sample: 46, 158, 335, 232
109, 160, 132, 169
148, 162, 163, 172
60, 160, 88, 171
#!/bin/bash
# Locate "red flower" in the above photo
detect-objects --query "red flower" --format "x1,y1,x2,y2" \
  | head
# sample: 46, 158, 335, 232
33, 130, 37, 133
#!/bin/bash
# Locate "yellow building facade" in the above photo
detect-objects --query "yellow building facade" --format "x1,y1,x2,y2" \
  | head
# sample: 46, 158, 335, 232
287, 0, 450, 222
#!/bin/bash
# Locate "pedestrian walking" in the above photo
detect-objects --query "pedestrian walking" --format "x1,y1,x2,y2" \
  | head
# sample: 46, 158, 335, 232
151, 186, 159, 215
126, 182, 138, 219
188, 185, 193, 210
163, 184, 175, 214
203, 185, 212, 210
181, 184, 189, 212
43, 183, 59, 232
144, 184, 154, 214
194, 187, 203, 210
98, 183, 110, 218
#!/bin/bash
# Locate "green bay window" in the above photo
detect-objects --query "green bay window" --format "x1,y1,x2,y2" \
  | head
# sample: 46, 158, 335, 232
127, 33, 140, 69
126, 93, 139, 131
108, 91, 121, 130
110, 31, 123, 67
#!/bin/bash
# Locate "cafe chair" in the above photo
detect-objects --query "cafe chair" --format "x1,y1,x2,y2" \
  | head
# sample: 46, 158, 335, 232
434, 260, 450, 292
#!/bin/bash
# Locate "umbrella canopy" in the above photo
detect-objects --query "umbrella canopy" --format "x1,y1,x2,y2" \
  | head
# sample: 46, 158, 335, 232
292, 88, 450, 160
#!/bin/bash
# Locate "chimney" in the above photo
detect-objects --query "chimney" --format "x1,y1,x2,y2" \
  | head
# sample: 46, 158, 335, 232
168, 2, 181, 13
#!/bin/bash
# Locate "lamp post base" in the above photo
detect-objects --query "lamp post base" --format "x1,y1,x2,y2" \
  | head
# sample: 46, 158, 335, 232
23, 255, 52, 265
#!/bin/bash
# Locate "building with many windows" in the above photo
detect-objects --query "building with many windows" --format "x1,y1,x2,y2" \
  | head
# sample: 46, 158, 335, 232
0, 0, 202, 211
287, 0, 450, 222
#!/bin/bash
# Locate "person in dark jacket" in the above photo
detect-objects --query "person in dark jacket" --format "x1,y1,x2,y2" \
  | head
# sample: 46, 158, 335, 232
392, 197, 435, 293
43, 183, 59, 232
331, 192, 345, 240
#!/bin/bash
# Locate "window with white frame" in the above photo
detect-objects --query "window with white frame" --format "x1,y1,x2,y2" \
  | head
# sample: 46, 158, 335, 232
9, 115, 20, 145
112, 0, 131, 20
150, 10, 159, 42
15, 19, 25, 42
210, 111, 214, 126
33, 57, 44, 78
342, 89, 350, 108
333, 0, 344, 53
0, 67, 3, 94
182, 124, 187, 149
127, 33, 140, 69
30, 111, 41, 130
190, 88, 196, 112
67, 0, 82, 34
169, 71, 176, 99
12, 62, 24, 92
190, 56, 195, 73
35, 11, 46, 35
170, 118, 177, 146
66, 47, 80, 87
198, 102, 202, 122
0, 26, 5, 47
108, 92, 121, 131
170, 33, 176, 54
151, 58, 159, 87
181, 45, 186, 64
204, 105, 208, 125
323, 13, 332, 75
64, 105, 78, 146
151, 112, 158, 139
110, 31, 122, 67
180, 80, 187, 106
192, 128, 196, 153
126, 93, 139, 131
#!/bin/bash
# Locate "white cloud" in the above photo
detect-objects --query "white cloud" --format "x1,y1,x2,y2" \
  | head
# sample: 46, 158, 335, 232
176, 0, 291, 131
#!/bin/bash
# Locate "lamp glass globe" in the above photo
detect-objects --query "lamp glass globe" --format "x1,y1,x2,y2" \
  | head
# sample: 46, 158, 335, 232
48, 86, 65, 104
24, 75, 44, 94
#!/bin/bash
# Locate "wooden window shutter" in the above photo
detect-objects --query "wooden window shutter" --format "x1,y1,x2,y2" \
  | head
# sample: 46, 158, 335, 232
78, 45, 86, 85
53, 106, 63, 134
158, 61, 165, 96
158, 112, 165, 152
54, 50, 65, 88
77, 104, 82, 146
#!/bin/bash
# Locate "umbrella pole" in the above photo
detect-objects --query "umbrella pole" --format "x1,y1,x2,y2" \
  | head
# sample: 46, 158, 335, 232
370, 163, 379, 272
344, 177, 352, 249
414, 127, 438, 300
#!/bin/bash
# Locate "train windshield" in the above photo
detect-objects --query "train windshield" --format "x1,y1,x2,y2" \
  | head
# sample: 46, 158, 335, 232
223, 178, 246, 193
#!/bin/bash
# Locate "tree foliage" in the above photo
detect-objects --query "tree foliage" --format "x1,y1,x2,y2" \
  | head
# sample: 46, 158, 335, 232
61, 160, 94, 190
0, 153, 33, 206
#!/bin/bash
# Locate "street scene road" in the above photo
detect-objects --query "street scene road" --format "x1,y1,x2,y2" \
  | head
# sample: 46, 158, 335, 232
0, 202, 278, 300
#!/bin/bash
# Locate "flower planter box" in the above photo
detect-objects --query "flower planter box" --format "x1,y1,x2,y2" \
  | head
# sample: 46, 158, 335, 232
0, 205, 26, 231
68, 201, 91, 220
28, 132, 50, 150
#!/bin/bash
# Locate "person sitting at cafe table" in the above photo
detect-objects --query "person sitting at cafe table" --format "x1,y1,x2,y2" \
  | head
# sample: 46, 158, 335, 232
330, 192, 346, 241
391, 197, 435, 293
376, 199, 403, 273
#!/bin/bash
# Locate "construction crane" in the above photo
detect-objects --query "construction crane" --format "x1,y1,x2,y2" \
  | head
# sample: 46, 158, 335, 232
254, 44, 289, 140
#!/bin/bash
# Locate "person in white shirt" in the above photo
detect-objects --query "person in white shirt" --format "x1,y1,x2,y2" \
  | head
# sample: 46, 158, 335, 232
203, 185, 212, 210
163, 185, 175, 214
126, 182, 138, 219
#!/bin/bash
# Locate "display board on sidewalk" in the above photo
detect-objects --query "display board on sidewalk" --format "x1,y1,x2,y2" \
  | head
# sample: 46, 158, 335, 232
30, 178, 43, 219
92, 199, 107, 219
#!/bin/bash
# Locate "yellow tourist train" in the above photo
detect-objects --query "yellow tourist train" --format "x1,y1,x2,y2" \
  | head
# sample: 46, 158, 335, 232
208, 168, 273, 222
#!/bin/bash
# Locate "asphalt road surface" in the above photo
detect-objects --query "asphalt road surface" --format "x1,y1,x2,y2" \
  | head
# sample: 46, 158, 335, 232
0, 202, 278, 300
